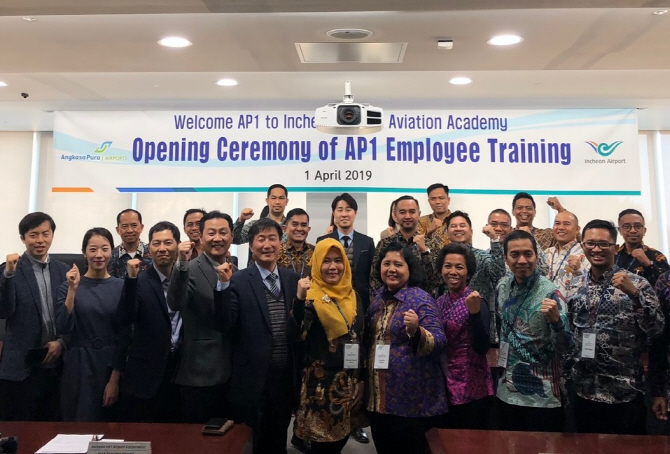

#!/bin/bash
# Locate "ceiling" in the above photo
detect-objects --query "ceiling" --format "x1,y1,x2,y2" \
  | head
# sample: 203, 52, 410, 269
1, 0, 670, 131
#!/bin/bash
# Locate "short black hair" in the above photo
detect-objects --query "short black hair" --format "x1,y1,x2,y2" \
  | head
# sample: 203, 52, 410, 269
512, 192, 536, 210
446, 210, 472, 228
19, 212, 56, 238
249, 217, 283, 244
394, 195, 420, 210
427, 183, 449, 196
582, 219, 617, 244
82, 227, 115, 253
199, 210, 233, 233
375, 242, 424, 288
503, 230, 537, 255
149, 221, 181, 243
436, 243, 477, 282
267, 184, 288, 198
259, 206, 269, 218
183, 208, 206, 227
618, 209, 644, 223
116, 209, 143, 226
488, 208, 512, 223
331, 193, 358, 212
285, 208, 309, 224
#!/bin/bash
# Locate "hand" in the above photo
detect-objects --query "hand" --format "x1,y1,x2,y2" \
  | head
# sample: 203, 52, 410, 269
386, 226, 396, 236
631, 248, 652, 267
541, 298, 560, 323
403, 309, 419, 337
5, 253, 20, 273
216, 262, 233, 283
567, 255, 581, 271
178, 241, 193, 262
517, 225, 532, 233
547, 197, 565, 212
465, 291, 482, 314
102, 379, 119, 407
612, 271, 639, 297
426, 217, 441, 235
126, 258, 141, 279
325, 225, 334, 234
653, 397, 668, 421
297, 276, 311, 300
413, 234, 427, 253
352, 381, 365, 411
43, 341, 63, 363
66, 264, 80, 290
238, 208, 254, 222
482, 224, 498, 240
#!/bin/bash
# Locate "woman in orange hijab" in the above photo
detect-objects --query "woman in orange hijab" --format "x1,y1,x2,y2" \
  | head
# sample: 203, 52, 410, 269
290, 238, 365, 454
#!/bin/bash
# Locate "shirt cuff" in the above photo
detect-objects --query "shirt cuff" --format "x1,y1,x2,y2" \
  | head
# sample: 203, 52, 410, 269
3, 269, 15, 278
178, 260, 189, 272
216, 281, 230, 291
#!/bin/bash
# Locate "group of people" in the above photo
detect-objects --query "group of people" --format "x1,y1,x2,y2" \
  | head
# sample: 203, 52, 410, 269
1, 182, 670, 454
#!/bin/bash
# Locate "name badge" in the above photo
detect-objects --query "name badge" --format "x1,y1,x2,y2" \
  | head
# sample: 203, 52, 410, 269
581, 331, 597, 359
374, 344, 390, 369
344, 344, 359, 369
88, 442, 151, 454
498, 341, 510, 368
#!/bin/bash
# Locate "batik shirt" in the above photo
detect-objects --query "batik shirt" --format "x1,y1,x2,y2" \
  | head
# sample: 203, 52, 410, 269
615, 244, 669, 287
496, 270, 573, 408
567, 266, 664, 404
525, 226, 557, 251
277, 241, 314, 278
546, 240, 590, 300
650, 271, 670, 401
108, 241, 152, 279
416, 212, 451, 247
469, 242, 505, 345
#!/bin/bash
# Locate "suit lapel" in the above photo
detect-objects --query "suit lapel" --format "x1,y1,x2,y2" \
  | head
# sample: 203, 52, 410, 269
249, 266, 272, 331
277, 268, 294, 313
18, 255, 43, 314
147, 267, 170, 322
197, 255, 218, 289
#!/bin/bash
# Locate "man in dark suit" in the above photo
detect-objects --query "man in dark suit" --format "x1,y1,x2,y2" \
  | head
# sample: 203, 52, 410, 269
116, 221, 182, 422
214, 217, 300, 454
167, 210, 236, 423
0, 212, 69, 421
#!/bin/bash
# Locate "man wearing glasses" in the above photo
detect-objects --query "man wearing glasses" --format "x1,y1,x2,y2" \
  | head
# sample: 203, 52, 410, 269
566, 219, 664, 434
233, 184, 289, 245
615, 209, 669, 286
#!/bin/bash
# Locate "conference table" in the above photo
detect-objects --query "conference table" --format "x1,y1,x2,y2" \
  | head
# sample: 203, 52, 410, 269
0, 421, 251, 454
426, 428, 670, 454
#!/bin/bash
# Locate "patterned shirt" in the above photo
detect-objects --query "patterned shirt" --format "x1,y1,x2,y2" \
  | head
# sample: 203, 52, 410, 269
416, 211, 451, 246
567, 266, 664, 404
232, 215, 286, 245
469, 242, 506, 345
370, 232, 443, 298
650, 271, 670, 400
277, 241, 314, 278
545, 240, 590, 300
108, 241, 152, 279
518, 226, 557, 251
496, 270, 573, 408
615, 244, 670, 287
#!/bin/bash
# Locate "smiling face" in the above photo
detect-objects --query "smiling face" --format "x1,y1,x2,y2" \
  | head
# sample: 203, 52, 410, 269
184, 211, 204, 243
149, 229, 179, 269
488, 212, 513, 240
553, 211, 579, 246
380, 250, 410, 291
116, 211, 144, 248
320, 247, 345, 285
266, 187, 289, 217
427, 187, 450, 217
582, 228, 616, 272
250, 227, 281, 269
513, 197, 536, 227
394, 199, 420, 234
201, 217, 232, 261
447, 216, 473, 244
333, 200, 357, 232
441, 253, 469, 293
284, 214, 310, 245
505, 238, 537, 282
84, 234, 113, 273
21, 220, 54, 262
618, 213, 646, 248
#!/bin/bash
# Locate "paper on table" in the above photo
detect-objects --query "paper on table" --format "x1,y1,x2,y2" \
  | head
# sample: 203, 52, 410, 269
36, 434, 104, 454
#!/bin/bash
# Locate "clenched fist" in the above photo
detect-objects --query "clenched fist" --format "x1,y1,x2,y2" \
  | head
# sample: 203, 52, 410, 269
541, 298, 560, 323
216, 262, 233, 283
465, 291, 482, 314
178, 241, 193, 262
126, 258, 141, 279
238, 208, 254, 222
5, 253, 20, 273
413, 234, 427, 253
403, 309, 419, 337
297, 276, 311, 300
612, 271, 638, 297
631, 248, 652, 268
66, 264, 80, 290
567, 255, 581, 272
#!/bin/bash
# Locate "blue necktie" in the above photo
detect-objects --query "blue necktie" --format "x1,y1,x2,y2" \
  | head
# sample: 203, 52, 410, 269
266, 273, 281, 298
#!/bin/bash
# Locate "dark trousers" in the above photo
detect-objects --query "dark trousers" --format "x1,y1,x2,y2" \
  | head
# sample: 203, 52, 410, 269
574, 393, 646, 435
368, 412, 432, 454
440, 396, 493, 430
311, 435, 349, 454
179, 382, 229, 424
0, 366, 61, 421
496, 399, 564, 432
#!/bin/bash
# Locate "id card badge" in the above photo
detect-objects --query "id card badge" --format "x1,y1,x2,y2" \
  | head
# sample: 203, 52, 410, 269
498, 341, 510, 368
581, 330, 597, 359
344, 344, 359, 369
374, 344, 391, 369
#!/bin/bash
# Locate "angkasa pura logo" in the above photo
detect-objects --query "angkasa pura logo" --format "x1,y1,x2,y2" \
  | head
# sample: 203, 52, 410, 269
585, 141, 623, 157
95, 141, 113, 153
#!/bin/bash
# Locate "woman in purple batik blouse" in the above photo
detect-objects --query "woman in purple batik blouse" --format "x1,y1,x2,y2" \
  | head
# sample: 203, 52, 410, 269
435, 243, 494, 429
365, 242, 447, 454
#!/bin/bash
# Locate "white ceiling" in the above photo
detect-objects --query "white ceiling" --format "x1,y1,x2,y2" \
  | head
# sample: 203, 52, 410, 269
1, 0, 670, 130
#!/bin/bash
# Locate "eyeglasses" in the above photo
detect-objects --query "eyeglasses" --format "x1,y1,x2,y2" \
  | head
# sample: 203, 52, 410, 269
490, 222, 510, 228
582, 241, 616, 250
619, 223, 644, 232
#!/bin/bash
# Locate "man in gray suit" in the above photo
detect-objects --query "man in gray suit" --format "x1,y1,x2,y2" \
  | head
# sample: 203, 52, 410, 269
0, 212, 70, 421
167, 210, 236, 423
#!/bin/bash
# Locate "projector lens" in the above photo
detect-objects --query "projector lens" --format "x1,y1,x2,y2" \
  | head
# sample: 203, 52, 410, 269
337, 105, 361, 125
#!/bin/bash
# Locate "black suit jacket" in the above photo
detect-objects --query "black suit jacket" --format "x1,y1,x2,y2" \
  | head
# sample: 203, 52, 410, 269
116, 266, 174, 399
213, 265, 300, 408
316, 230, 375, 311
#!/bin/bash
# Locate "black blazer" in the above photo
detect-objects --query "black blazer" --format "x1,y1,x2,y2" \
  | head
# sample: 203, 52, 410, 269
317, 230, 375, 311
213, 265, 300, 408
0, 254, 69, 381
116, 266, 174, 399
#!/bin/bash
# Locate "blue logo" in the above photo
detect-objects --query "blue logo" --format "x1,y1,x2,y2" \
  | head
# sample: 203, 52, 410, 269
95, 141, 113, 153
585, 141, 623, 157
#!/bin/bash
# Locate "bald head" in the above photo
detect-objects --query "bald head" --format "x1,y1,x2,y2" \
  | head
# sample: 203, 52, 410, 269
553, 211, 580, 246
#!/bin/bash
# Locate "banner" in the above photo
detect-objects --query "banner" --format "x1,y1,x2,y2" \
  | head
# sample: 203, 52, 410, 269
52, 109, 640, 195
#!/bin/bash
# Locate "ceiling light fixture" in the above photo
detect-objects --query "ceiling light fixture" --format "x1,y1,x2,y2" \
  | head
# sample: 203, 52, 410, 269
157, 37, 192, 48
22, 17, 36, 22
326, 29, 373, 40
0, 81, 7, 87
652, 9, 668, 15
450, 77, 472, 85
216, 78, 238, 87
487, 34, 523, 46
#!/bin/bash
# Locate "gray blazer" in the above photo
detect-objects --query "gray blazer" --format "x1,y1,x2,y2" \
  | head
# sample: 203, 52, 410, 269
0, 254, 69, 381
167, 254, 232, 387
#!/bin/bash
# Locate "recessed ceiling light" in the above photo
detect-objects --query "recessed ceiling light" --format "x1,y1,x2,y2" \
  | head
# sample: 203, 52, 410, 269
157, 37, 192, 48
326, 29, 373, 40
653, 9, 668, 15
487, 34, 523, 46
450, 77, 472, 85
0, 81, 7, 87
22, 17, 36, 22
216, 78, 238, 87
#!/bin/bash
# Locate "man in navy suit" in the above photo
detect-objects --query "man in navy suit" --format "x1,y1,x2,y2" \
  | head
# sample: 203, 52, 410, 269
214, 218, 300, 454
116, 221, 182, 422
0, 212, 69, 421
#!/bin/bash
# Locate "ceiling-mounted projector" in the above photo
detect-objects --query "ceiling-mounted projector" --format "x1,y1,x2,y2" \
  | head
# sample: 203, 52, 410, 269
315, 81, 383, 135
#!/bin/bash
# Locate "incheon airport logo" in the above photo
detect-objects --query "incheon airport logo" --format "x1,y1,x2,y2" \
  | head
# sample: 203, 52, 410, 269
584, 141, 626, 165
94, 141, 113, 153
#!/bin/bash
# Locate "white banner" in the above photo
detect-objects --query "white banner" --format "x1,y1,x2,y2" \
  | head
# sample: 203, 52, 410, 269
52, 109, 640, 195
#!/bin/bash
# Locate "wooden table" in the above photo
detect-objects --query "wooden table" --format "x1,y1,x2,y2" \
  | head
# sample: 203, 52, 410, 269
0, 421, 251, 454
426, 429, 670, 454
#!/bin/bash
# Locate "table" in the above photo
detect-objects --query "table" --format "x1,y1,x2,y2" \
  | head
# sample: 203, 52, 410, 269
0, 421, 251, 454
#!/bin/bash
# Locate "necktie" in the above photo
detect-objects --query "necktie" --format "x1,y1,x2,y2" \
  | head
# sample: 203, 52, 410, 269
342, 235, 351, 249
266, 273, 281, 298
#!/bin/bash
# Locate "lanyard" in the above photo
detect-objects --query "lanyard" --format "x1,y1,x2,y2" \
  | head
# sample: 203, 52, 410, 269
286, 247, 307, 277
332, 299, 356, 338
548, 243, 578, 281
615, 248, 643, 272
502, 274, 539, 334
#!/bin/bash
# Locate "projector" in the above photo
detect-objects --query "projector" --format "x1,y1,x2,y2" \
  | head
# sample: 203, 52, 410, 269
315, 81, 383, 135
